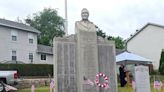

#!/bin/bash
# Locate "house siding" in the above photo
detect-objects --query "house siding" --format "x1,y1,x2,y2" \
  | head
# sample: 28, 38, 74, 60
127, 25, 164, 69
0, 26, 38, 63
35, 53, 53, 64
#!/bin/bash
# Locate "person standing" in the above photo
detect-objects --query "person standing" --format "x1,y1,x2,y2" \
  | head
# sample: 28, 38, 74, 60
119, 64, 127, 87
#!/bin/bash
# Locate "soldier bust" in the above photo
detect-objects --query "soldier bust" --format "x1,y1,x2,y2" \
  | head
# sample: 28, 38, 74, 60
75, 8, 96, 33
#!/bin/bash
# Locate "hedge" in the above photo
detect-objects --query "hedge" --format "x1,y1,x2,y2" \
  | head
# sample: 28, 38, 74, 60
159, 50, 164, 75
0, 64, 53, 76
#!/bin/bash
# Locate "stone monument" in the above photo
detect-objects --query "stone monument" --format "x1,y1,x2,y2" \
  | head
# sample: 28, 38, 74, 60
53, 8, 117, 92
135, 65, 151, 92
76, 8, 99, 92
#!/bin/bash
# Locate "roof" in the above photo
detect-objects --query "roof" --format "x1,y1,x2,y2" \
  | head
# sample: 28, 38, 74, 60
126, 23, 164, 43
116, 51, 152, 64
37, 45, 53, 55
0, 18, 40, 34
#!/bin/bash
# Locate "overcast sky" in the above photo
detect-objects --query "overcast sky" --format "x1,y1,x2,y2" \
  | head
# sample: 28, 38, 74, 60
0, 0, 164, 39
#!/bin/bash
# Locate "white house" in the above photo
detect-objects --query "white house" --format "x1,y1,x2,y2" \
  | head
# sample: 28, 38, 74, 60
0, 18, 53, 64
126, 23, 164, 70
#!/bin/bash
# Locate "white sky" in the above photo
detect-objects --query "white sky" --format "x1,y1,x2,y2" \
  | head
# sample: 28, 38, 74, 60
0, 0, 164, 39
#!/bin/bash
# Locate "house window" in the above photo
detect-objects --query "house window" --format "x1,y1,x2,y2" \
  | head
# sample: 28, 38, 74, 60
41, 54, 46, 60
28, 33, 34, 44
29, 39, 33, 44
29, 53, 33, 60
11, 30, 18, 41
12, 36, 17, 41
12, 50, 17, 61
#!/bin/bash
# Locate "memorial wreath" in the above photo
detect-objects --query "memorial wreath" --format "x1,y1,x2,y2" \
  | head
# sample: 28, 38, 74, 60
95, 73, 109, 88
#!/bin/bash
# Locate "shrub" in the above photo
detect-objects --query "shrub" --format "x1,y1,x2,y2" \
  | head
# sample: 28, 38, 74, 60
0, 64, 53, 76
159, 50, 164, 75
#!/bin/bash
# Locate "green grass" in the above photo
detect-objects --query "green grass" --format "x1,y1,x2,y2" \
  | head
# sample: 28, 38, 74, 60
118, 84, 164, 92
16, 85, 164, 92
16, 86, 49, 92
118, 86, 133, 92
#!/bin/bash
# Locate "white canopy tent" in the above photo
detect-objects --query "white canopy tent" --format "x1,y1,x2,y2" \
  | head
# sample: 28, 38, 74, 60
116, 51, 152, 65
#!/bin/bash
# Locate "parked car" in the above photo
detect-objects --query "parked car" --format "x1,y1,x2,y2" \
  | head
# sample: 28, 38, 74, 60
0, 81, 6, 92
0, 70, 18, 85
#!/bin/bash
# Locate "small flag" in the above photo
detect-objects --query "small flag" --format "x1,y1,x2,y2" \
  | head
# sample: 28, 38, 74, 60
104, 84, 109, 90
31, 84, 35, 92
132, 80, 135, 90
83, 76, 94, 86
154, 80, 163, 90
50, 80, 55, 92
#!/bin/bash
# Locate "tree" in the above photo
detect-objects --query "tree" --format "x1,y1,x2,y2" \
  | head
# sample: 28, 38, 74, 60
96, 28, 106, 38
25, 8, 65, 45
159, 50, 164, 74
96, 26, 125, 49
112, 36, 125, 49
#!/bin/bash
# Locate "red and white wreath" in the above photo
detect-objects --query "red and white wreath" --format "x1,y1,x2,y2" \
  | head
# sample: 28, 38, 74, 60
95, 73, 109, 88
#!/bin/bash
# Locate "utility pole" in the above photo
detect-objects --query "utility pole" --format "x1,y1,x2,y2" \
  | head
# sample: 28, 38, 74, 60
64, 0, 68, 35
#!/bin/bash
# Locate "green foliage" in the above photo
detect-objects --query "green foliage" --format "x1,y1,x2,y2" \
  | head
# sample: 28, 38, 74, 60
112, 36, 125, 49
150, 70, 159, 75
159, 50, 164, 75
25, 8, 65, 46
96, 29, 106, 38
0, 64, 53, 76
96, 27, 125, 49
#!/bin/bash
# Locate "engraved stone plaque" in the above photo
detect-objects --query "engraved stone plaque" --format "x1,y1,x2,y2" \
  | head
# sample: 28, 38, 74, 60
77, 30, 99, 92
135, 65, 150, 92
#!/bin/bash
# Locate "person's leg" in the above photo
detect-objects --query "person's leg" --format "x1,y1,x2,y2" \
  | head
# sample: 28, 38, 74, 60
120, 77, 124, 87
122, 78, 127, 87
120, 81, 124, 87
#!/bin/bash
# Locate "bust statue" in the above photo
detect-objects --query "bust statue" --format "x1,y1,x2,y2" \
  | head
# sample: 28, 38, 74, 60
75, 8, 96, 33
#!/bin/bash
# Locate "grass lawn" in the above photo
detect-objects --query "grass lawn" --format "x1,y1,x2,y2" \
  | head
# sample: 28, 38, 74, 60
16, 86, 49, 92
16, 85, 164, 92
118, 85, 164, 92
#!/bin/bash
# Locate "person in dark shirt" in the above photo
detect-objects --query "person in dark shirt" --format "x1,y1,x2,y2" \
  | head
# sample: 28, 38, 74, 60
119, 64, 127, 87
